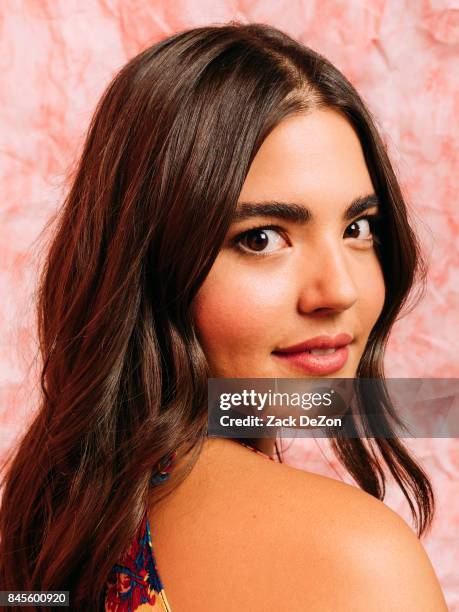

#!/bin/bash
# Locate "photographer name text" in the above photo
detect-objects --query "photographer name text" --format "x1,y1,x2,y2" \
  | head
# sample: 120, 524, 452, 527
220, 414, 342, 427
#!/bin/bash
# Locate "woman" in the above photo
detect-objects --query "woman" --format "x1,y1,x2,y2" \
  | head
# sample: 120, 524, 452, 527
0, 22, 447, 611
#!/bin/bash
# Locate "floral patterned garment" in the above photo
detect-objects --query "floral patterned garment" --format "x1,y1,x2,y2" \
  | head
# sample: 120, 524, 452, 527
105, 511, 171, 612
104, 442, 275, 611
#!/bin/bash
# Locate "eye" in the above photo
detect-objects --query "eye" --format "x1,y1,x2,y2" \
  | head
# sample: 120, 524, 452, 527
232, 225, 289, 256
231, 215, 382, 257
344, 215, 381, 242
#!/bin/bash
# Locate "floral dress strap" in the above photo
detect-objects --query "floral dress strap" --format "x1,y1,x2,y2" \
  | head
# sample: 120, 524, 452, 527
105, 513, 171, 611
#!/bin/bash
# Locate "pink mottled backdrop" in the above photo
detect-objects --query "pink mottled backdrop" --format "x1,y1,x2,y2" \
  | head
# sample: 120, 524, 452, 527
1, 0, 458, 607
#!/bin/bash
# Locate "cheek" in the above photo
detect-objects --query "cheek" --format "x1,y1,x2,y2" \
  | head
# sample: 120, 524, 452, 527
192, 259, 291, 357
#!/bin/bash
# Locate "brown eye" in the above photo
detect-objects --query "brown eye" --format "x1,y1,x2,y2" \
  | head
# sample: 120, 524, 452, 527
245, 229, 269, 251
235, 227, 288, 256
345, 218, 372, 240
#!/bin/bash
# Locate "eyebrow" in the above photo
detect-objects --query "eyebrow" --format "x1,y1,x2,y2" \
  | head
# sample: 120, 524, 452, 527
232, 193, 380, 224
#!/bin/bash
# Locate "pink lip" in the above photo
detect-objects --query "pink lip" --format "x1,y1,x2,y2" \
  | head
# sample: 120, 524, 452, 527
273, 333, 353, 353
272, 333, 353, 376
272, 345, 349, 375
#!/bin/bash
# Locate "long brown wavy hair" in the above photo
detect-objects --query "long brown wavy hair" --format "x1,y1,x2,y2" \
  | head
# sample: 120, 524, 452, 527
0, 22, 433, 610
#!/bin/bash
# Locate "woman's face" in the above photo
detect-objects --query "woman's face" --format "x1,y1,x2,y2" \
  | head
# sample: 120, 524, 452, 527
192, 109, 385, 378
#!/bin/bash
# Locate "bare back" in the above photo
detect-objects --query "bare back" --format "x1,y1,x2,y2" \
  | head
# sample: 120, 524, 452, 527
147, 438, 447, 612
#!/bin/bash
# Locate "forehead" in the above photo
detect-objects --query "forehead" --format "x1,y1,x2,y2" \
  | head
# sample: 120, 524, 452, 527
239, 109, 374, 210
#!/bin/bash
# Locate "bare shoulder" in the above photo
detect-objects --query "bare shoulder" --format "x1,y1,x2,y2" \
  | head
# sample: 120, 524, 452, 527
246, 449, 448, 611
150, 440, 447, 611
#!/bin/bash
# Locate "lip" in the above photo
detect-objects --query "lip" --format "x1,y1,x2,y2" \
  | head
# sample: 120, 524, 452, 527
272, 333, 353, 376
272, 346, 349, 375
273, 333, 353, 353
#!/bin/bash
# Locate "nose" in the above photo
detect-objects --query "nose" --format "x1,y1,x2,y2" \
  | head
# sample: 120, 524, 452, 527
297, 241, 358, 315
